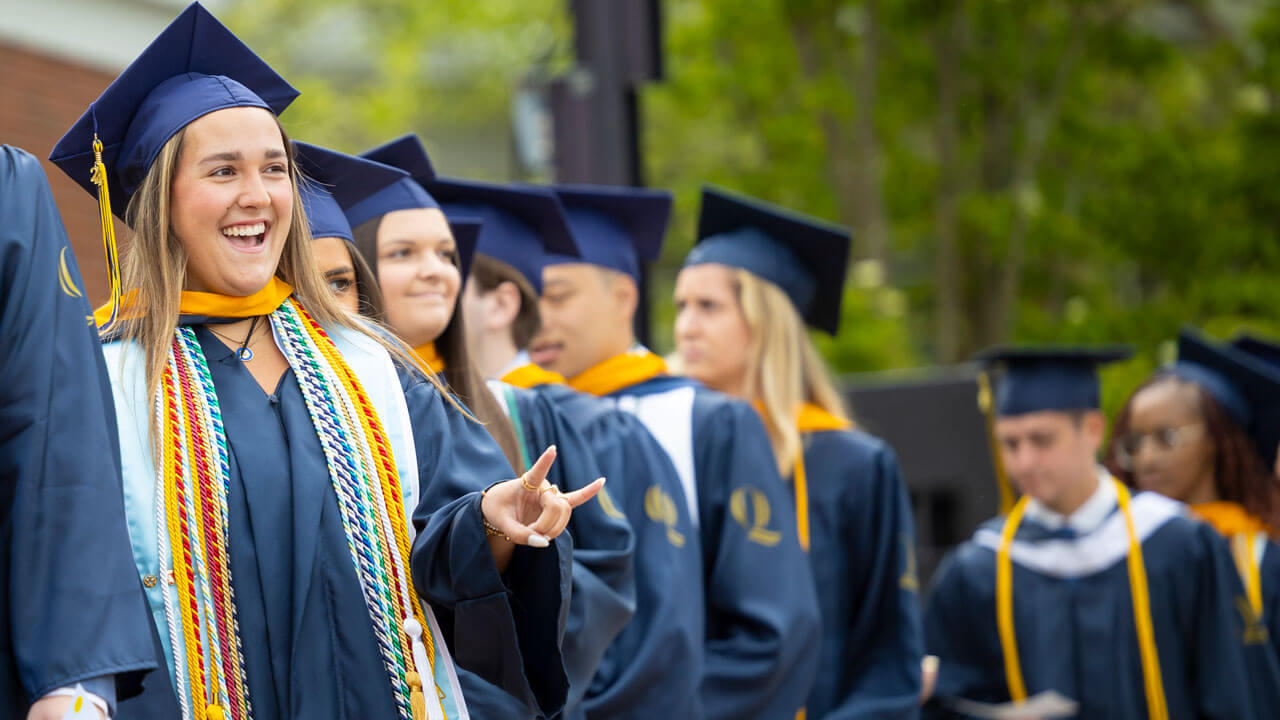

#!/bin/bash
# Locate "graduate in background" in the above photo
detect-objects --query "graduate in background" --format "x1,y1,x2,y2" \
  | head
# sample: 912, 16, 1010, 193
924, 346, 1258, 719
0, 145, 158, 720
1106, 330, 1280, 652
49, 5, 599, 718
344, 138, 636, 720
293, 141, 398, 320
1228, 334, 1280, 480
670, 186, 923, 719
440, 176, 706, 719
534, 183, 823, 720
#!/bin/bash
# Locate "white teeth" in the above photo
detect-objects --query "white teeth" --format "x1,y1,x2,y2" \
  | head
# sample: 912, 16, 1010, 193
221, 222, 266, 238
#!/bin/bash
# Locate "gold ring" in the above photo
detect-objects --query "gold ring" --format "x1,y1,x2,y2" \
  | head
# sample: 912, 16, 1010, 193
520, 473, 539, 492
539, 484, 558, 497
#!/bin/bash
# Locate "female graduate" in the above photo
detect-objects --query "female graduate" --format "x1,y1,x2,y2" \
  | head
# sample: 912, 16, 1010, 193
344, 138, 636, 719
48, 5, 599, 719
1106, 329, 1280, 665
670, 186, 923, 719
293, 141, 395, 320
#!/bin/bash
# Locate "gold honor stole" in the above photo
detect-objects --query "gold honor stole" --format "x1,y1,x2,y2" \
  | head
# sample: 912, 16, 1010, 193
414, 343, 446, 374
567, 349, 668, 397
997, 481, 1168, 719
501, 363, 567, 389
1194, 502, 1271, 617
93, 276, 297, 327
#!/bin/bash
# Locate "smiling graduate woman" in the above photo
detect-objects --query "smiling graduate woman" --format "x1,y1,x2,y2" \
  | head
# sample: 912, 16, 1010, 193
49, 4, 597, 720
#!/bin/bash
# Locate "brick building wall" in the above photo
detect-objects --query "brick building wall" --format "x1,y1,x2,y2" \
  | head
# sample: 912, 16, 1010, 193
0, 40, 123, 307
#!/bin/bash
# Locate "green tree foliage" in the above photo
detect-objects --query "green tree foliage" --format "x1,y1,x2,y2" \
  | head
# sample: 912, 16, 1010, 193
232, 0, 1280, 411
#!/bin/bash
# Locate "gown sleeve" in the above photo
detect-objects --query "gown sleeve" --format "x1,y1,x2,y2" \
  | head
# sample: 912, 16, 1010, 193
694, 396, 823, 719
827, 440, 923, 719
0, 146, 158, 703
402, 373, 572, 718
518, 389, 636, 708
921, 545, 1004, 720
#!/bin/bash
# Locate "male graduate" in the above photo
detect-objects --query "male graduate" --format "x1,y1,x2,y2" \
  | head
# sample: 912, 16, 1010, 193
924, 346, 1258, 719
432, 176, 707, 719
0, 146, 158, 719
532, 183, 822, 719
1229, 334, 1280, 479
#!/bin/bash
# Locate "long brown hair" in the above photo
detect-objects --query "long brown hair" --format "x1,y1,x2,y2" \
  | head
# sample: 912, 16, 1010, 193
1106, 372, 1280, 526
114, 116, 452, 453
352, 214, 527, 472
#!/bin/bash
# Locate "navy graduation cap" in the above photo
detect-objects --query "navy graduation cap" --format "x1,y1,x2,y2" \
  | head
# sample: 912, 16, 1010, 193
294, 141, 410, 243
345, 135, 439, 230
686, 185, 851, 335
426, 178, 579, 293
1170, 328, 1254, 427
447, 217, 483, 286
550, 184, 672, 282
1227, 333, 1280, 468
974, 345, 1134, 417
49, 2, 299, 223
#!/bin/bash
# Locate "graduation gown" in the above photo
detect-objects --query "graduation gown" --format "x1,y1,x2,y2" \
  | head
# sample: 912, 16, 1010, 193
109, 322, 571, 719
572, 354, 822, 720
0, 145, 158, 715
507, 372, 707, 719
454, 380, 637, 720
797, 419, 923, 719
924, 477, 1257, 719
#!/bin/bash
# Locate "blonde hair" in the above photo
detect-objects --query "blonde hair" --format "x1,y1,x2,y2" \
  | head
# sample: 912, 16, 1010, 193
115, 117, 451, 452
733, 268, 852, 476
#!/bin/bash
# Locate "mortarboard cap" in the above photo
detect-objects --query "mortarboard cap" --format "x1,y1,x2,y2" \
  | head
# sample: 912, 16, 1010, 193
549, 184, 671, 281
1169, 328, 1254, 428
1227, 333, 1280, 469
49, 2, 298, 223
447, 217, 482, 286
427, 178, 578, 293
293, 141, 411, 243
686, 185, 851, 335
346, 135, 439, 230
974, 345, 1134, 417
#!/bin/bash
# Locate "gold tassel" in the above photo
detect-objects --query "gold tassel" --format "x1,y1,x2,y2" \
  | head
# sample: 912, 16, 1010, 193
88, 134, 122, 330
206, 705, 225, 720
977, 371, 1016, 514
407, 671, 425, 720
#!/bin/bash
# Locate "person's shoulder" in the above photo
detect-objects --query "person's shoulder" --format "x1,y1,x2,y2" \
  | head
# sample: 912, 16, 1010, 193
807, 425, 893, 462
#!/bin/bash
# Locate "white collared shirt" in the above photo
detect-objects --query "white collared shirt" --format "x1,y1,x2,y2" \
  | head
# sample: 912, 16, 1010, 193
1022, 467, 1116, 535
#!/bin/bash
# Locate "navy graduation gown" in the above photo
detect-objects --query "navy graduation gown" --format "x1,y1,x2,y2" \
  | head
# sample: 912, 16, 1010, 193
536, 383, 706, 719
121, 330, 572, 719
609, 376, 822, 720
924, 498, 1257, 719
456, 383, 636, 720
801, 428, 923, 719
0, 145, 157, 714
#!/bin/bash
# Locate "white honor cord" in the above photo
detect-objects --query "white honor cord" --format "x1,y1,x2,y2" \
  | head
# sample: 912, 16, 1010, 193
403, 617, 446, 720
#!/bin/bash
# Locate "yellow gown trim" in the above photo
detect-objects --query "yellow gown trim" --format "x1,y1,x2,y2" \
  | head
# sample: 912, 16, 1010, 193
567, 349, 667, 397
501, 363, 567, 389
93, 277, 295, 326
414, 343, 445, 373
1193, 502, 1270, 616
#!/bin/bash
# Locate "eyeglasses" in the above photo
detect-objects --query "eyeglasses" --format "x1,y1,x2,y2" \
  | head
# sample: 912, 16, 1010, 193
1113, 424, 1205, 470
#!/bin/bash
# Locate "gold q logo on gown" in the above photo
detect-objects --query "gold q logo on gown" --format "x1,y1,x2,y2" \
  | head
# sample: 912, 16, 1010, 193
730, 486, 781, 547
645, 486, 686, 547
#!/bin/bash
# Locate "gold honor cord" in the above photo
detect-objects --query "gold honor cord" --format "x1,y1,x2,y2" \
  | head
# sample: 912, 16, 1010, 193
1231, 533, 1264, 618
89, 134, 122, 331
996, 481, 1168, 719
792, 451, 810, 552
976, 372, 1016, 515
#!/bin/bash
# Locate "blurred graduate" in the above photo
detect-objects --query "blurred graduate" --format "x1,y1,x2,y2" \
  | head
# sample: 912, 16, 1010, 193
1106, 329, 1280, 681
924, 346, 1258, 719
435, 175, 706, 719
531, 183, 823, 719
49, 4, 601, 718
671, 186, 924, 719
0, 145, 159, 720
339, 136, 632, 719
